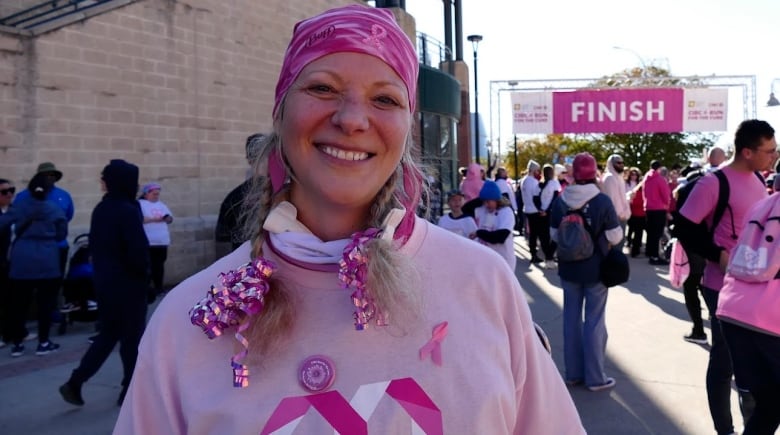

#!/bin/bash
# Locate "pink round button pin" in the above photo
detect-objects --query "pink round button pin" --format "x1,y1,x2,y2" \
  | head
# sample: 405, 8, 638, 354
298, 355, 335, 392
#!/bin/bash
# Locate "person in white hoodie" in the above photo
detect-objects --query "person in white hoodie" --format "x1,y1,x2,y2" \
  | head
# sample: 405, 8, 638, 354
520, 160, 543, 263
601, 154, 630, 250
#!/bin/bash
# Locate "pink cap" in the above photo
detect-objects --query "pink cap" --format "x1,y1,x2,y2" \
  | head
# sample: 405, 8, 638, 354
273, 5, 418, 118
572, 152, 598, 181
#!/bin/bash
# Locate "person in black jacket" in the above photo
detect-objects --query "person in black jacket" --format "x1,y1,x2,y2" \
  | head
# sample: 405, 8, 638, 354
59, 159, 150, 407
215, 133, 266, 257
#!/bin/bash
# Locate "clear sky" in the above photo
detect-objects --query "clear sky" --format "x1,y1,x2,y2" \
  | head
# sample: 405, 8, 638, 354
406, 0, 780, 148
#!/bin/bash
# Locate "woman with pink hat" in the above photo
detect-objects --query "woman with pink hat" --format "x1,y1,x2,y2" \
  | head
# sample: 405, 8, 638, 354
113, 5, 583, 434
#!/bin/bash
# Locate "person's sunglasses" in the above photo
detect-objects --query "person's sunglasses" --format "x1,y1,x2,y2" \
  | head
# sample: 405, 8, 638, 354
0, 187, 15, 195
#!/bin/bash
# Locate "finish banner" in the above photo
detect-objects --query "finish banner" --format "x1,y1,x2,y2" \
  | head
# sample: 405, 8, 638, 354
511, 88, 727, 134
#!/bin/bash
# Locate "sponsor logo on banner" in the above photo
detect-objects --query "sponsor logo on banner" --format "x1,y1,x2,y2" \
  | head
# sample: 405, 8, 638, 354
511, 88, 728, 134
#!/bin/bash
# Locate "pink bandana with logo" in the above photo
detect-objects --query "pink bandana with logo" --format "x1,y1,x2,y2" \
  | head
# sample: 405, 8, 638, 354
273, 4, 419, 117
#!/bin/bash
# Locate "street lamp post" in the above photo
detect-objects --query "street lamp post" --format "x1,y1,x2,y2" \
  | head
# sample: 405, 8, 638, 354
467, 34, 483, 163
767, 78, 780, 107
513, 134, 518, 183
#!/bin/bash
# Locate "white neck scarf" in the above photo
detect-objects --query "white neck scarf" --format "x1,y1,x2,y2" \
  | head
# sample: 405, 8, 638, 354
263, 201, 406, 265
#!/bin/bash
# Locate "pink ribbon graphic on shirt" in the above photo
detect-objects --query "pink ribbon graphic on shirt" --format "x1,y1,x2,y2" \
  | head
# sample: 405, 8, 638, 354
259, 378, 442, 434
419, 321, 448, 366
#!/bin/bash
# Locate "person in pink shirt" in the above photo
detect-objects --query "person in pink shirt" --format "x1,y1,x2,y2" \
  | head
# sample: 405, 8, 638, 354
678, 119, 777, 435
717, 192, 780, 434
642, 160, 671, 265
113, 5, 584, 434
458, 162, 484, 202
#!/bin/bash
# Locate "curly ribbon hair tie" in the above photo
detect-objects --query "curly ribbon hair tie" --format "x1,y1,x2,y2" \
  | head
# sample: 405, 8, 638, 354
339, 228, 385, 330
189, 258, 276, 388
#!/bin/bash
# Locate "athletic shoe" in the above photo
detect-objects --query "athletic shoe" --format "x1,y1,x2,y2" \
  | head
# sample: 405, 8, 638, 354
684, 331, 708, 344
35, 341, 60, 355
23, 332, 37, 342
60, 303, 79, 313
543, 260, 558, 269
10, 344, 24, 357
59, 382, 85, 406
587, 377, 616, 392
86, 300, 98, 311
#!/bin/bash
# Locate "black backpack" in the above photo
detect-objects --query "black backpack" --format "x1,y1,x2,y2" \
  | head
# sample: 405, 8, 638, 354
673, 169, 762, 257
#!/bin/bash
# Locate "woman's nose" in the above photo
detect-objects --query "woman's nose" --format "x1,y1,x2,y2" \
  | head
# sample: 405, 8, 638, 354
331, 97, 369, 134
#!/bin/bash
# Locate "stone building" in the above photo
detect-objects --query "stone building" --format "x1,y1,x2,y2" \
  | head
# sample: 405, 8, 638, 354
0, 0, 469, 285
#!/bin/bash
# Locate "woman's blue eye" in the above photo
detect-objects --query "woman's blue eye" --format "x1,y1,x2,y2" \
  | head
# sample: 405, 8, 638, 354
375, 95, 400, 106
309, 84, 334, 93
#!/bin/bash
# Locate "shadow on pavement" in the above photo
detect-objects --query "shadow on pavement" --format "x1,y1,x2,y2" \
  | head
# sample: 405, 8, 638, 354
512, 237, 734, 435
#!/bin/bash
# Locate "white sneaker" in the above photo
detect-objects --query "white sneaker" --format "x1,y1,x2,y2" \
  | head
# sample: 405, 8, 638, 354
24, 332, 37, 342
543, 260, 557, 269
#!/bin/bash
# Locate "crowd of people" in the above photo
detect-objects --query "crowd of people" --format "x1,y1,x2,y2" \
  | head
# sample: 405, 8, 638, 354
435, 119, 780, 434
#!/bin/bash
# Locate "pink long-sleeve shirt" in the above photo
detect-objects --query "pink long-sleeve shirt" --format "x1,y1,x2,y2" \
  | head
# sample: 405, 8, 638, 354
114, 218, 584, 435
642, 169, 671, 212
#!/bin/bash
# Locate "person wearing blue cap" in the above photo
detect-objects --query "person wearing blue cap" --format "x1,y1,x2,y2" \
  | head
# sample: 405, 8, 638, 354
470, 180, 517, 270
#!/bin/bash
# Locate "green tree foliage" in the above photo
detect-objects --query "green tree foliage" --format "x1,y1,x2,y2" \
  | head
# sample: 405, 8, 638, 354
592, 66, 717, 169
504, 134, 595, 179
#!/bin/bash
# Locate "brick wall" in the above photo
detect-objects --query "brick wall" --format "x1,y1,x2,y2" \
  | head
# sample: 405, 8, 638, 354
0, 0, 368, 285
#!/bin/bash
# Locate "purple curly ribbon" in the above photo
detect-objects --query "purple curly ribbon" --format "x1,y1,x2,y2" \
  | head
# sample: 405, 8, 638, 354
338, 228, 384, 330
189, 258, 276, 387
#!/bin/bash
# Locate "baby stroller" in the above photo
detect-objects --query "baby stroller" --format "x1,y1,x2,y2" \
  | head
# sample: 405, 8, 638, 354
58, 234, 98, 334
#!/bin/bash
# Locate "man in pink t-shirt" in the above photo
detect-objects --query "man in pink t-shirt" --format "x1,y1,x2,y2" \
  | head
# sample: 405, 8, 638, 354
678, 119, 777, 435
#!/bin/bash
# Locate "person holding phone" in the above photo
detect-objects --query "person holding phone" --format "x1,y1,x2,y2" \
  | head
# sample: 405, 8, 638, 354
139, 182, 173, 301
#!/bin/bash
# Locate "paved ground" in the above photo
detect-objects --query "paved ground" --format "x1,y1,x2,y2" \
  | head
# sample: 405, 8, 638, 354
0, 236, 770, 434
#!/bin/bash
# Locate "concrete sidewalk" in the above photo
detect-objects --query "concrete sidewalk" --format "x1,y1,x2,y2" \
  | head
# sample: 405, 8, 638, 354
0, 238, 766, 434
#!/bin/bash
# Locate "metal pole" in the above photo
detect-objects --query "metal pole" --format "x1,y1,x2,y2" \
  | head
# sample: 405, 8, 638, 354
472, 46, 480, 163
497, 89, 501, 165
513, 134, 518, 182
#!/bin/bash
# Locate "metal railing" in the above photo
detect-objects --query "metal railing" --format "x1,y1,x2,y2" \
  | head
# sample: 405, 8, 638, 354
0, 0, 116, 29
417, 32, 452, 69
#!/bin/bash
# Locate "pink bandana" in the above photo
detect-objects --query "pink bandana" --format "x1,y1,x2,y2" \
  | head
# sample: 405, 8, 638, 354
273, 4, 418, 117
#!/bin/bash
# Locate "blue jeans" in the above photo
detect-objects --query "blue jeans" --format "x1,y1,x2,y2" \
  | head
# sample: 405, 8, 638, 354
561, 279, 609, 387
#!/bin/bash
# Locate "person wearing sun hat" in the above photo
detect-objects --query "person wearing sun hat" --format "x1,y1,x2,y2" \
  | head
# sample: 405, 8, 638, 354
14, 162, 74, 278
113, 5, 584, 434
550, 152, 623, 393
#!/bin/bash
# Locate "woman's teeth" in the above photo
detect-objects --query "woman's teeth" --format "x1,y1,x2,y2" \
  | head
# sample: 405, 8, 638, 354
321, 146, 369, 161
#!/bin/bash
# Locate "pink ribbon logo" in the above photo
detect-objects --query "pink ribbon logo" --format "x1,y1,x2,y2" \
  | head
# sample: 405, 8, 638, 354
363, 24, 387, 48
260, 378, 443, 435
419, 322, 448, 366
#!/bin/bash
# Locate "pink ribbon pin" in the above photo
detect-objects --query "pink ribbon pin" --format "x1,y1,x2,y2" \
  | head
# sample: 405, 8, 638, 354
419, 321, 448, 366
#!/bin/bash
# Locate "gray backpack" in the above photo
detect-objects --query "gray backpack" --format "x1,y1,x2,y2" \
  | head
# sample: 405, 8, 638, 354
556, 204, 594, 262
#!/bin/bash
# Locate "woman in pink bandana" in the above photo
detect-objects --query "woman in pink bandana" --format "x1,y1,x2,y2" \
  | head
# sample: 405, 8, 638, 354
113, 5, 584, 434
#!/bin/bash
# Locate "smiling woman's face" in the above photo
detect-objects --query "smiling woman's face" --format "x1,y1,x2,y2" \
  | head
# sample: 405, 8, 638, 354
280, 52, 411, 217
